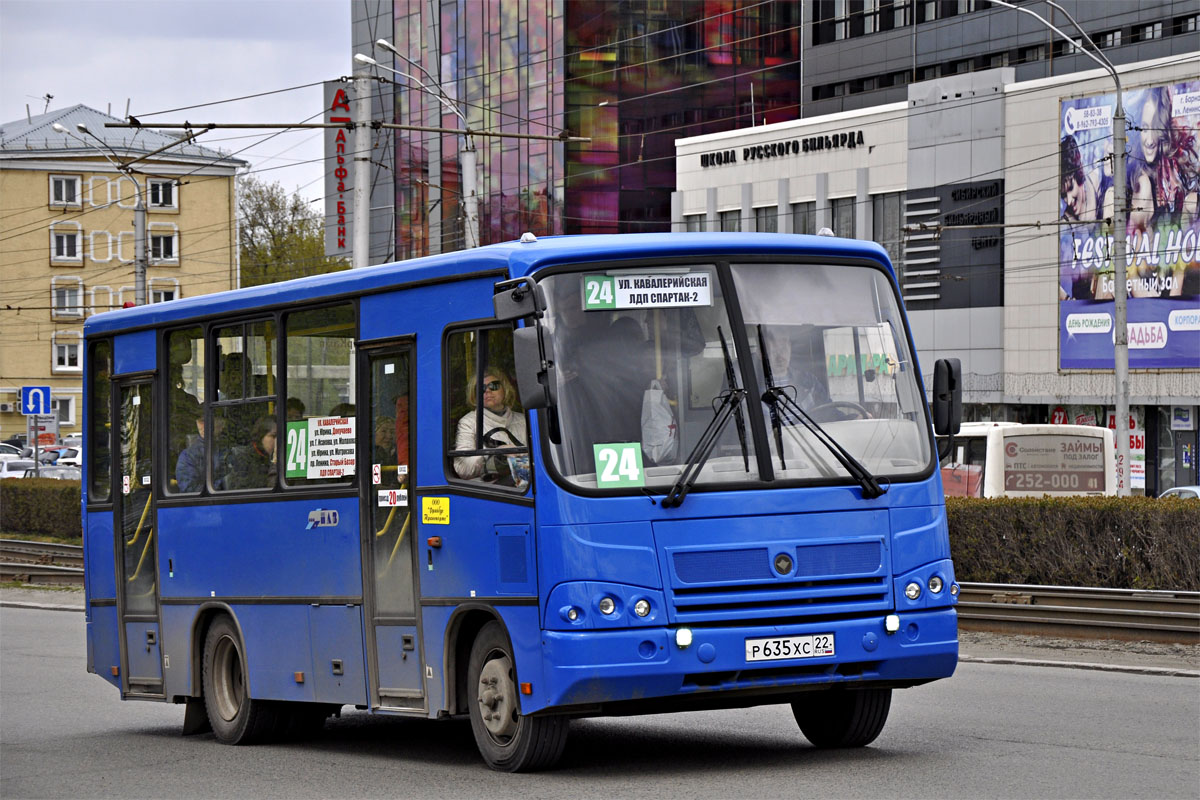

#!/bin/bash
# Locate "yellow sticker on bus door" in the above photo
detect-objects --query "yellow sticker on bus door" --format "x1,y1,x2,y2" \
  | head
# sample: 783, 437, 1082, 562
421, 497, 449, 525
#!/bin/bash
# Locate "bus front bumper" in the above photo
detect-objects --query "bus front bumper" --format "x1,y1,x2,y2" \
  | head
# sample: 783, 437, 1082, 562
533, 607, 958, 714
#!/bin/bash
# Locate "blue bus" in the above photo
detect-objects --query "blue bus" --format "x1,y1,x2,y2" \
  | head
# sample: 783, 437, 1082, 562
82, 232, 962, 771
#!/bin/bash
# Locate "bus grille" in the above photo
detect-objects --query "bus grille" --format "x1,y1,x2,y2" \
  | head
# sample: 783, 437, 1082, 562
668, 541, 890, 624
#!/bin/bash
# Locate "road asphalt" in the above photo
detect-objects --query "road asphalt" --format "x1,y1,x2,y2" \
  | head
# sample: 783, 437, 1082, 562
2, 586, 1196, 677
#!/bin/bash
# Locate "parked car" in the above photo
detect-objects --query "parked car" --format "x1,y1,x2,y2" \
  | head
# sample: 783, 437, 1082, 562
2, 435, 26, 449
61, 434, 82, 448
24, 465, 81, 480
0, 459, 35, 478
0, 442, 21, 456
45, 447, 81, 467
1158, 485, 1199, 500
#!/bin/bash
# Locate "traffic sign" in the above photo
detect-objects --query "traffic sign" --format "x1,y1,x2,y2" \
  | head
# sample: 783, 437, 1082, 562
20, 385, 52, 415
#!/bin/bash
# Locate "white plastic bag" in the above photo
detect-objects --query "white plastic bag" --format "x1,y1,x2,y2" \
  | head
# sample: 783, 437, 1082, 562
641, 380, 678, 465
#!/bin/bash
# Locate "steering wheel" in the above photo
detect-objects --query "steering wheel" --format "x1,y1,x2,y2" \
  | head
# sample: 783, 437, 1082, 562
481, 426, 520, 448
808, 401, 870, 422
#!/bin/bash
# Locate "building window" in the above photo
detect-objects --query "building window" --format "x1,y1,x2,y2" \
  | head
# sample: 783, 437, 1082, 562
792, 201, 815, 236
148, 179, 177, 209
830, 196, 856, 239
51, 277, 84, 318
51, 396, 75, 426
684, 213, 706, 232
1174, 15, 1197, 36
1017, 44, 1045, 64
49, 175, 81, 207
1130, 21, 1162, 42
52, 332, 83, 374
719, 210, 741, 232
754, 206, 779, 233
149, 278, 180, 304
1096, 29, 1122, 49
50, 223, 82, 263
872, 191, 907, 267
916, 64, 941, 81
149, 224, 178, 264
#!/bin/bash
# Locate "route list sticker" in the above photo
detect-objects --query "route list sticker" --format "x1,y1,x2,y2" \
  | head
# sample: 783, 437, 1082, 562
583, 272, 713, 310
285, 416, 356, 479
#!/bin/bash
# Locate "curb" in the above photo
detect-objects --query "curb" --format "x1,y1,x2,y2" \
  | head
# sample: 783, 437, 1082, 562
4, 602, 1197, 677
959, 654, 1199, 678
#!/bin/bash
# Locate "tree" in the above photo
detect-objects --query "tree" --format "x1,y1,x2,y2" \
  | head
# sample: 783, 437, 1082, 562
237, 175, 348, 287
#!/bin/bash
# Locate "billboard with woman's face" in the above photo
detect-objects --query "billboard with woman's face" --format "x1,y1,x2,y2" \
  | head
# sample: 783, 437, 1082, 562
1058, 80, 1200, 369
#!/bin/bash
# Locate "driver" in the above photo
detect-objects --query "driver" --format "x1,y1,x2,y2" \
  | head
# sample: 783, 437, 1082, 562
453, 366, 526, 481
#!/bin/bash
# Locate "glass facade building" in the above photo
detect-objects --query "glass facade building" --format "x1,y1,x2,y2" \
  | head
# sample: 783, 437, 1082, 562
384, 1, 801, 258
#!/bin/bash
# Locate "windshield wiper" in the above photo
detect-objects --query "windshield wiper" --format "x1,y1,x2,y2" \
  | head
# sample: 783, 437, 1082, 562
662, 326, 747, 508
762, 386, 886, 499
757, 325, 787, 470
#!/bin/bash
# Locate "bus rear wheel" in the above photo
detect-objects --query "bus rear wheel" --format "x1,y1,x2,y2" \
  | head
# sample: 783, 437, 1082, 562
467, 621, 568, 771
202, 615, 284, 744
791, 687, 892, 748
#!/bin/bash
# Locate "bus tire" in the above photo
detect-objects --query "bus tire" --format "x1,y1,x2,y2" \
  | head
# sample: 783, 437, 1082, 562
791, 687, 892, 748
202, 615, 283, 744
467, 621, 568, 771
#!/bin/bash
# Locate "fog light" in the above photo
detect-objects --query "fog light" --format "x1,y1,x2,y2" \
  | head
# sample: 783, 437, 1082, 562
567, 607, 579, 621
950, 583, 960, 596
884, 614, 900, 633
633, 599, 651, 617
905, 582, 921, 600
929, 576, 944, 594
598, 597, 616, 615
675, 628, 693, 648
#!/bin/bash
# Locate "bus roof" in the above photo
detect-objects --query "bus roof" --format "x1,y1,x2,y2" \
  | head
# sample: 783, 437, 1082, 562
83, 232, 893, 336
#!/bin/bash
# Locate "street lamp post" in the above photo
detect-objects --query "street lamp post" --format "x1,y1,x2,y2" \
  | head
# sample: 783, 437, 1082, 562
359, 45, 480, 249
53, 122, 148, 305
989, 0, 1131, 495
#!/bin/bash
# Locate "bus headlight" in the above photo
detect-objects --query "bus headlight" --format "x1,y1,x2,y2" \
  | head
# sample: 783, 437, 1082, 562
633, 599, 651, 617
598, 597, 616, 615
904, 582, 921, 600
928, 576, 944, 594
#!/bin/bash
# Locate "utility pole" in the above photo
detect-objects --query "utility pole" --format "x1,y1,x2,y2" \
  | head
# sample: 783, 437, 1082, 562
134, 186, 147, 305
354, 65, 372, 268
990, 0, 1132, 495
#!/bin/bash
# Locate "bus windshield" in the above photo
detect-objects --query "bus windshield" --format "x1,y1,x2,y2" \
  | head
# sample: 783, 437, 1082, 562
540, 262, 931, 492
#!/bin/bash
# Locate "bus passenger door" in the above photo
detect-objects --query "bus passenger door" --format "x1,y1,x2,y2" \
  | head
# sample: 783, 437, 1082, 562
360, 344, 424, 711
114, 379, 164, 697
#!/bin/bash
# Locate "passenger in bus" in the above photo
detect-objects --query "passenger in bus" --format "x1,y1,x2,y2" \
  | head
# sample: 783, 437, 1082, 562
286, 397, 306, 420
454, 367, 525, 481
329, 402, 355, 418
175, 414, 225, 492
225, 416, 277, 489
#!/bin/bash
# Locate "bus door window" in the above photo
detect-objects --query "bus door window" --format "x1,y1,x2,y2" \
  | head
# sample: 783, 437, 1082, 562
119, 382, 156, 613
213, 320, 277, 492
89, 339, 113, 503
369, 352, 414, 616
445, 327, 529, 489
281, 305, 356, 487
166, 327, 204, 494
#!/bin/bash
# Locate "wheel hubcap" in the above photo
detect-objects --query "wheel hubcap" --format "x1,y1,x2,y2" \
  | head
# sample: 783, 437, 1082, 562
212, 635, 243, 722
477, 653, 518, 742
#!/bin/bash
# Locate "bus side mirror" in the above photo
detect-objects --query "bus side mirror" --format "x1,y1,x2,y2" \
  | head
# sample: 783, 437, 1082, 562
493, 277, 543, 322
513, 325, 556, 411
932, 358, 962, 437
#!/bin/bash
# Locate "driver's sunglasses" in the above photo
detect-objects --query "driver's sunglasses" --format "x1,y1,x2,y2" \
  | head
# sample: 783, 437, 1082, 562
484, 381, 503, 391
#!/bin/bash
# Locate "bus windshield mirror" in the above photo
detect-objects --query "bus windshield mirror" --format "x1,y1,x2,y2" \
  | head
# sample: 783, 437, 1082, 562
662, 326, 748, 508
762, 387, 886, 499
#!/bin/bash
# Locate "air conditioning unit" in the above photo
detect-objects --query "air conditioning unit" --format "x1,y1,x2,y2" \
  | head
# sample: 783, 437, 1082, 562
0, 403, 14, 413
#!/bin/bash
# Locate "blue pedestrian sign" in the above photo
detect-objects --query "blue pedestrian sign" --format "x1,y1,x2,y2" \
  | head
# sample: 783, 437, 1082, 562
20, 386, 52, 415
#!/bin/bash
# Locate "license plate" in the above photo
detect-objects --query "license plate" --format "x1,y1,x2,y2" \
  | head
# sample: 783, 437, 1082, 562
745, 633, 835, 662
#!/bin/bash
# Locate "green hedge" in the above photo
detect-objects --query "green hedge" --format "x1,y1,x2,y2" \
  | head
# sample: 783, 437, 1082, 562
0, 479, 82, 539
947, 496, 1200, 591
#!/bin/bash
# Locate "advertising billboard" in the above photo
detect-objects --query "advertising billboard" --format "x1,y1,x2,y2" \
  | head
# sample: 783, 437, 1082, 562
1058, 80, 1200, 369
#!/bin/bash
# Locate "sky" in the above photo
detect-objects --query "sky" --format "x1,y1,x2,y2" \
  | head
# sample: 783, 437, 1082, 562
0, 0, 351, 205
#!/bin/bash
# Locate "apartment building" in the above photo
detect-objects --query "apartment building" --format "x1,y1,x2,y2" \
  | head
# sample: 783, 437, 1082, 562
0, 104, 244, 440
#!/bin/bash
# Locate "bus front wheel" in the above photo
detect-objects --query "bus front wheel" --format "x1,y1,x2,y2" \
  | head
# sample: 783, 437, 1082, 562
791, 687, 892, 748
202, 615, 283, 744
467, 621, 568, 771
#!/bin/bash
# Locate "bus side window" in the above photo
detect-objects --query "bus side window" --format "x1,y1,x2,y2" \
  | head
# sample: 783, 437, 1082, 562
166, 326, 204, 494
445, 326, 529, 490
